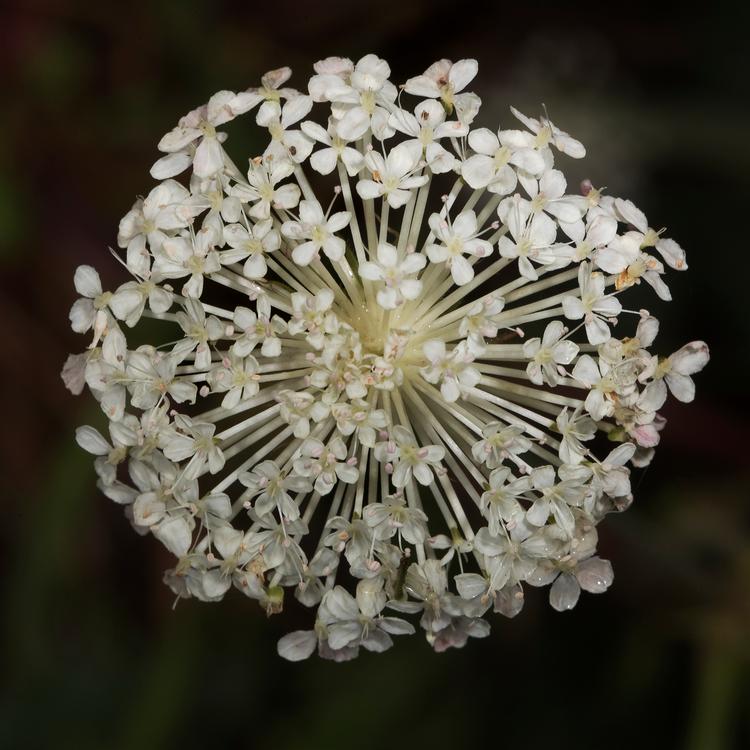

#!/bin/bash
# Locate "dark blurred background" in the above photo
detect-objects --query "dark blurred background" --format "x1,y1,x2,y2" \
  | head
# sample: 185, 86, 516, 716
2, 1, 749, 748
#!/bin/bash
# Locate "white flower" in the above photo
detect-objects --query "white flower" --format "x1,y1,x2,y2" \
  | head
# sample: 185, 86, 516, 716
358, 243, 425, 308
478, 466, 532, 534
526, 465, 587, 538
572, 354, 618, 420
156, 90, 243, 178
220, 219, 280, 279
209, 353, 261, 409
497, 195, 560, 280
67, 54, 708, 661
523, 320, 579, 386
117, 180, 192, 275
389, 99, 466, 173
331, 399, 387, 447
301, 119, 365, 176
556, 406, 596, 465
278, 389, 329, 439
459, 295, 506, 355
281, 199, 351, 265
162, 417, 225, 480
356, 141, 428, 209
404, 58, 479, 121
562, 262, 623, 344
426, 209, 492, 285
293, 437, 359, 495
420, 340, 481, 402
239, 461, 311, 520
374, 427, 444, 488
511, 106, 586, 159
363, 494, 429, 545
69, 265, 113, 346
153, 218, 221, 298
232, 301, 286, 358
257, 96, 314, 163
230, 157, 301, 220
228, 67, 298, 114
462, 127, 545, 194
472, 422, 532, 470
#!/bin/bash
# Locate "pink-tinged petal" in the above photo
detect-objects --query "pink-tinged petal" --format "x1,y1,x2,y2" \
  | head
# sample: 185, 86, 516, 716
403, 74, 440, 98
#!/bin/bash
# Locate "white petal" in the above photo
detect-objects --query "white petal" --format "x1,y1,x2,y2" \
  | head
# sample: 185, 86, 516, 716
75, 426, 110, 455
74, 265, 102, 298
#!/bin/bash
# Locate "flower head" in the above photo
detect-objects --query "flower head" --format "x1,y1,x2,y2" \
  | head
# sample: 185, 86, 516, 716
65, 55, 708, 661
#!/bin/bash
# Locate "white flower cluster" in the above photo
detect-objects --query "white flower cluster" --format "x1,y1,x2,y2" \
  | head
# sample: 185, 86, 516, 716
64, 56, 709, 661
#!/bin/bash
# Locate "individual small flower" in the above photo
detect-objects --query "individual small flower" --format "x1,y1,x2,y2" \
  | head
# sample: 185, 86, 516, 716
572, 354, 618, 421
109, 278, 174, 328
239, 460, 311, 520
230, 157, 301, 220
208, 352, 261, 409
257, 96, 314, 163
641, 341, 710, 406
462, 127, 545, 194
300, 119, 365, 176
231, 301, 286, 358
281, 199, 351, 265
562, 262, 623, 344
363, 493, 429, 545
389, 99, 466, 173
358, 243, 426, 308
458, 295, 506, 355
556, 406, 596, 465
478, 466, 531, 535
162, 417, 225, 481
220, 219, 280, 279
472, 422, 532, 470
523, 320, 579, 386
228, 67, 298, 114
420, 340, 481, 402
542, 554, 614, 612
293, 437, 359, 495
403, 58, 479, 120
125, 346, 197, 410
117, 180, 192, 276
356, 141, 428, 209
473, 525, 545, 592
374, 427, 444, 487
330, 399, 387, 447
614, 198, 688, 271
156, 90, 243, 178
520, 169, 587, 238
174, 298, 225, 370
497, 195, 560, 280
426, 209, 493, 285
315, 578, 414, 655
511, 106, 586, 159
153, 219, 221, 298
526, 465, 587, 538
277, 389, 330, 439
287, 289, 337, 348
68, 265, 112, 345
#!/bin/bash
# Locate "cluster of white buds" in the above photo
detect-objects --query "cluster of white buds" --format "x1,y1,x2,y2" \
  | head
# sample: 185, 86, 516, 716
64, 56, 709, 661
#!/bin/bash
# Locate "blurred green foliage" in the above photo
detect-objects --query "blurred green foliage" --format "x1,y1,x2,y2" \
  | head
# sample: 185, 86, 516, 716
1, 2, 748, 748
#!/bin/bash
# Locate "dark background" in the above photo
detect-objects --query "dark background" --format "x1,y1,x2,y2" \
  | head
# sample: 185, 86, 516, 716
2, 2, 749, 748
